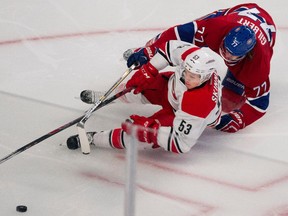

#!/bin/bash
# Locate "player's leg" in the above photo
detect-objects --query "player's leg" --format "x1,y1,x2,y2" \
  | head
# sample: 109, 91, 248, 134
115, 72, 172, 106
140, 72, 172, 107
80, 72, 172, 106
66, 129, 129, 150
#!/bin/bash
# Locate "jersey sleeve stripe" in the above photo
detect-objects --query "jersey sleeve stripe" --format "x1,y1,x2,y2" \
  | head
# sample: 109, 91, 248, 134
246, 92, 270, 113
207, 113, 221, 127
171, 135, 183, 153
167, 127, 173, 152
109, 129, 125, 149
176, 22, 196, 43
174, 26, 181, 41
167, 129, 183, 154
159, 40, 174, 66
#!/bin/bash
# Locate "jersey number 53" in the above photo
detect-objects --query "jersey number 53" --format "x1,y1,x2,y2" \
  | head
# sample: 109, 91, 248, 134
178, 120, 192, 135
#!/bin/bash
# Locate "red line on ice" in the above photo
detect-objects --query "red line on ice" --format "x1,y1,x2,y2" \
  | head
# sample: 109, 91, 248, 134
80, 170, 216, 215
116, 155, 288, 192
0, 26, 287, 46
0, 28, 164, 46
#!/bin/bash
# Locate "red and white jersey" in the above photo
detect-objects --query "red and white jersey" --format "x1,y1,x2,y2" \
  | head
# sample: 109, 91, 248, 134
145, 3, 276, 128
150, 40, 222, 153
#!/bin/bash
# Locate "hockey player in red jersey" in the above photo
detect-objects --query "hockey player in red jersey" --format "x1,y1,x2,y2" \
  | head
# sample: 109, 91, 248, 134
67, 40, 222, 154
125, 3, 276, 133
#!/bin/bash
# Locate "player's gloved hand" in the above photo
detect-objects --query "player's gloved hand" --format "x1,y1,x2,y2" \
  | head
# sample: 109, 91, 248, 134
126, 47, 156, 68
215, 110, 245, 133
121, 115, 160, 145
126, 62, 158, 94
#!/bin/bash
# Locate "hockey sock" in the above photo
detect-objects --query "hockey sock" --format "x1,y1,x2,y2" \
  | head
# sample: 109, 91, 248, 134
92, 128, 130, 149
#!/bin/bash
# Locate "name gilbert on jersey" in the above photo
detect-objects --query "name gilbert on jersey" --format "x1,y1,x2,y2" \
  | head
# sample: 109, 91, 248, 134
237, 18, 268, 45
236, 8, 276, 46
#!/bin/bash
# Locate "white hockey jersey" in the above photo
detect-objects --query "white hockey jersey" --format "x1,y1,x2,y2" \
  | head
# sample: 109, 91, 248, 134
150, 40, 222, 153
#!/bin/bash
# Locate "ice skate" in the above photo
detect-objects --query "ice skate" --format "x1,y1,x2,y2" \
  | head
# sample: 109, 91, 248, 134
80, 90, 106, 104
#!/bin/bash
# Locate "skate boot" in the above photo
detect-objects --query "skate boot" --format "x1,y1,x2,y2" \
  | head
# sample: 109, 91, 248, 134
66, 132, 96, 150
80, 90, 106, 104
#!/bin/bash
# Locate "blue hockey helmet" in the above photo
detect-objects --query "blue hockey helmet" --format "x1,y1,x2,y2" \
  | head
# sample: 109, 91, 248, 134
223, 26, 256, 57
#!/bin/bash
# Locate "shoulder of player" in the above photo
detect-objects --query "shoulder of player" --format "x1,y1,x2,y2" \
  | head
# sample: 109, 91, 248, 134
180, 79, 219, 118
230, 45, 271, 88
226, 3, 259, 14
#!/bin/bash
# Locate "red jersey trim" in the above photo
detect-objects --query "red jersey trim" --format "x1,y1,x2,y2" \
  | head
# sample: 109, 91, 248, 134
181, 47, 200, 61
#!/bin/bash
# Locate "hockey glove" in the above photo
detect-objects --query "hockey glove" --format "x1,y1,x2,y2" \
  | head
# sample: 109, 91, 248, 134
215, 110, 245, 133
126, 47, 156, 68
121, 115, 160, 145
126, 62, 158, 94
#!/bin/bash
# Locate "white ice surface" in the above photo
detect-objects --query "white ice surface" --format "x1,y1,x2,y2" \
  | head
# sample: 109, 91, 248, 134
0, 1, 288, 215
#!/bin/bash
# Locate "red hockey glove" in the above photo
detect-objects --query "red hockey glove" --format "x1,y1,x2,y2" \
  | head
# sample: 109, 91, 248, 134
215, 110, 245, 133
126, 62, 158, 94
126, 47, 156, 68
121, 115, 160, 144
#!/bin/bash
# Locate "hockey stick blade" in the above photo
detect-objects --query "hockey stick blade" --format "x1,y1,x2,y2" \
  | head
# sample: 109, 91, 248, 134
0, 87, 133, 165
77, 123, 91, 154
77, 66, 135, 154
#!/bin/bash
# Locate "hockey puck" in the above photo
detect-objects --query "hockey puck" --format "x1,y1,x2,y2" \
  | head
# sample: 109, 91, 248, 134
16, 205, 27, 212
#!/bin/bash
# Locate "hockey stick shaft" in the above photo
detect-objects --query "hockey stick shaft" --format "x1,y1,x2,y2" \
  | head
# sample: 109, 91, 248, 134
78, 65, 135, 126
77, 65, 135, 154
0, 87, 133, 165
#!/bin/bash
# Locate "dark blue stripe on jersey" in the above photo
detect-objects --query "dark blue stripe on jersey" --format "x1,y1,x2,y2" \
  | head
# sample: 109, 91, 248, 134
120, 130, 126, 148
205, 10, 226, 19
108, 130, 113, 148
215, 9, 227, 17
165, 41, 173, 65
167, 127, 173, 151
158, 43, 172, 66
155, 33, 161, 40
173, 135, 183, 154
251, 12, 265, 23
234, 7, 249, 12
234, 7, 266, 24
249, 93, 270, 110
177, 22, 195, 43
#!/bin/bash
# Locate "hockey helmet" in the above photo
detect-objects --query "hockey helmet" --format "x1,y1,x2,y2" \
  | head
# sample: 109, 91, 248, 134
223, 25, 256, 57
182, 48, 217, 84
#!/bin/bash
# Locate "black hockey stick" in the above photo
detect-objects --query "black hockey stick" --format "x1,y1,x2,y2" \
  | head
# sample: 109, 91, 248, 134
0, 87, 133, 165
77, 65, 135, 154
